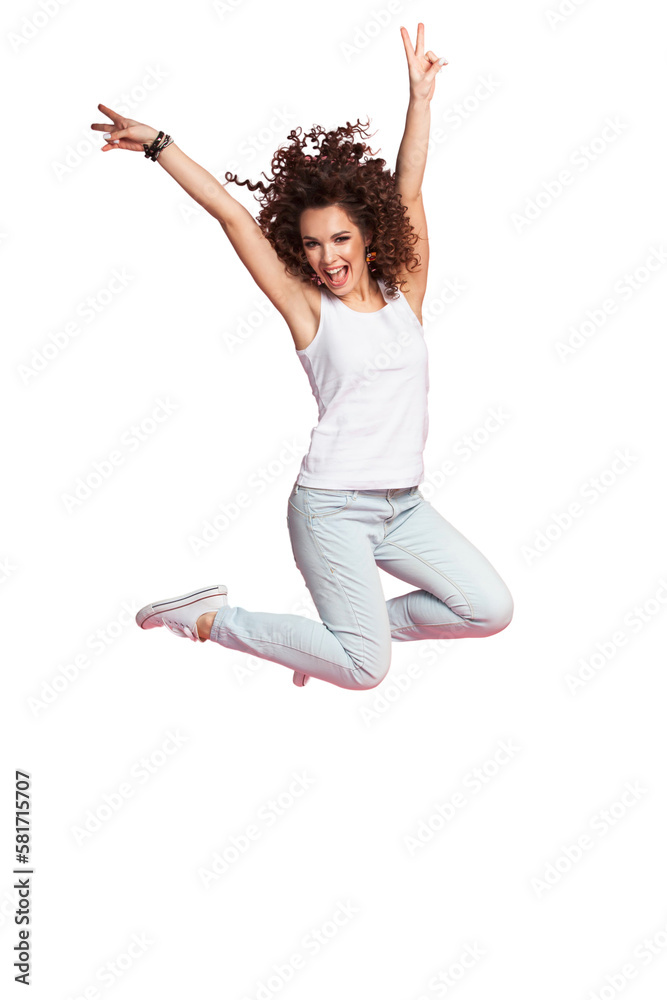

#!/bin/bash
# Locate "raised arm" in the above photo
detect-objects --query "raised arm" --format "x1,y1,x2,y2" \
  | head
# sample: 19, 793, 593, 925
395, 24, 447, 300
91, 105, 307, 318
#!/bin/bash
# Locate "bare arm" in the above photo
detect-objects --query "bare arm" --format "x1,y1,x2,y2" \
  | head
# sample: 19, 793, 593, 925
153, 139, 242, 223
93, 107, 307, 318
395, 97, 431, 200
394, 24, 447, 297
151, 139, 303, 313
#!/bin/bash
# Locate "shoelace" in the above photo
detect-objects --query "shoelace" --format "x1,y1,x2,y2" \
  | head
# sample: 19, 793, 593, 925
163, 616, 198, 641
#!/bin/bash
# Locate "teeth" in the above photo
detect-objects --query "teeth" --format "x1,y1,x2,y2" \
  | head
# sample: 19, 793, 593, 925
326, 266, 345, 275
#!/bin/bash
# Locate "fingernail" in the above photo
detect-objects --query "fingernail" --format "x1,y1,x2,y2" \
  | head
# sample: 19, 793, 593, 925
103, 133, 111, 139
438, 57, 448, 65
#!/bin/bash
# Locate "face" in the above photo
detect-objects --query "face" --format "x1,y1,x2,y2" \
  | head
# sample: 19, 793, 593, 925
299, 205, 370, 293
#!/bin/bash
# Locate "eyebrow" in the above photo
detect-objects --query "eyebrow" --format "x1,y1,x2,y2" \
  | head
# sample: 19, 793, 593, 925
301, 231, 351, 241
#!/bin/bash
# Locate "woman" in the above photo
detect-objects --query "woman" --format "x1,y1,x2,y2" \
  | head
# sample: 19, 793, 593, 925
92, 23, 513, 691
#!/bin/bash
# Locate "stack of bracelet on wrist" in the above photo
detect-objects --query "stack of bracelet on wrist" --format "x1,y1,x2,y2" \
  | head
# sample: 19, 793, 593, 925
143, 131, 174, 161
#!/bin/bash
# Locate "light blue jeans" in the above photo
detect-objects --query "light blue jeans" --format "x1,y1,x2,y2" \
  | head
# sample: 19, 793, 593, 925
209, 481, 514, 690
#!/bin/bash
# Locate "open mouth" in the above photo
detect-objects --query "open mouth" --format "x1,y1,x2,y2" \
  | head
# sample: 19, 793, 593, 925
323, 265, 349, 287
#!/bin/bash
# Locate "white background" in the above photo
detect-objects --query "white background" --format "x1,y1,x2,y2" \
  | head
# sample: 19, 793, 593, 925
3, 0, 667, 998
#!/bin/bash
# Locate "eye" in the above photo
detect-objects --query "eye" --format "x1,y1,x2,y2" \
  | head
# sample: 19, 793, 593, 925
303, 236, 350, 249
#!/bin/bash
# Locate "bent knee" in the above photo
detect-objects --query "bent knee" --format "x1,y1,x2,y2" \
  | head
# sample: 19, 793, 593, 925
349, 654, 391, 691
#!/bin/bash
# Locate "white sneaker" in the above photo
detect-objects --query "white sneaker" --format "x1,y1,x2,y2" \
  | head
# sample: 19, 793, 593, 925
136, 585, 228, 642
293, 671, 310, 686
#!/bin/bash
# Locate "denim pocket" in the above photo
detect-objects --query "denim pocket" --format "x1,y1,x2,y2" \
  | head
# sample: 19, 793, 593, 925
303, 488, 353, 517
287, 489, 308, 519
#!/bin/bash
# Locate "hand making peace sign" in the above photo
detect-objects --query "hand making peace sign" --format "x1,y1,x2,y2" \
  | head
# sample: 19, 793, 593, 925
91, 103, 159, 152
400, 22, 448, 103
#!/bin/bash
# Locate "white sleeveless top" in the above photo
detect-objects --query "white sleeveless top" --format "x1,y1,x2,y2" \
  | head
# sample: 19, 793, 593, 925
294, 277, 429, 489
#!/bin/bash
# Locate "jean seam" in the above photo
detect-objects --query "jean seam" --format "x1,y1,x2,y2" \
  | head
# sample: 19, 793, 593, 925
307, 516, 367, 674
288, 498, 308, 518
380, 540, 476, 620
308, 504, 351, 517
303, 491, 352, 517
390, 621, 471, 634
210, 622, 359, 673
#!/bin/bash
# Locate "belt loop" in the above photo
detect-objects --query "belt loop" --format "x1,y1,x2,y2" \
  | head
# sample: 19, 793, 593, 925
295, 483, 300, 494
352, 490, 358, 500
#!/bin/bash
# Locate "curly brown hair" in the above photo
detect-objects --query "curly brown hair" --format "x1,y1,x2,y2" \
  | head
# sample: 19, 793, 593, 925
223, 118, 422, 300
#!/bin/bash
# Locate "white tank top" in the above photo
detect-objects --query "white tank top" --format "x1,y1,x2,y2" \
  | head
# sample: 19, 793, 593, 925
295, 277, 429, 489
